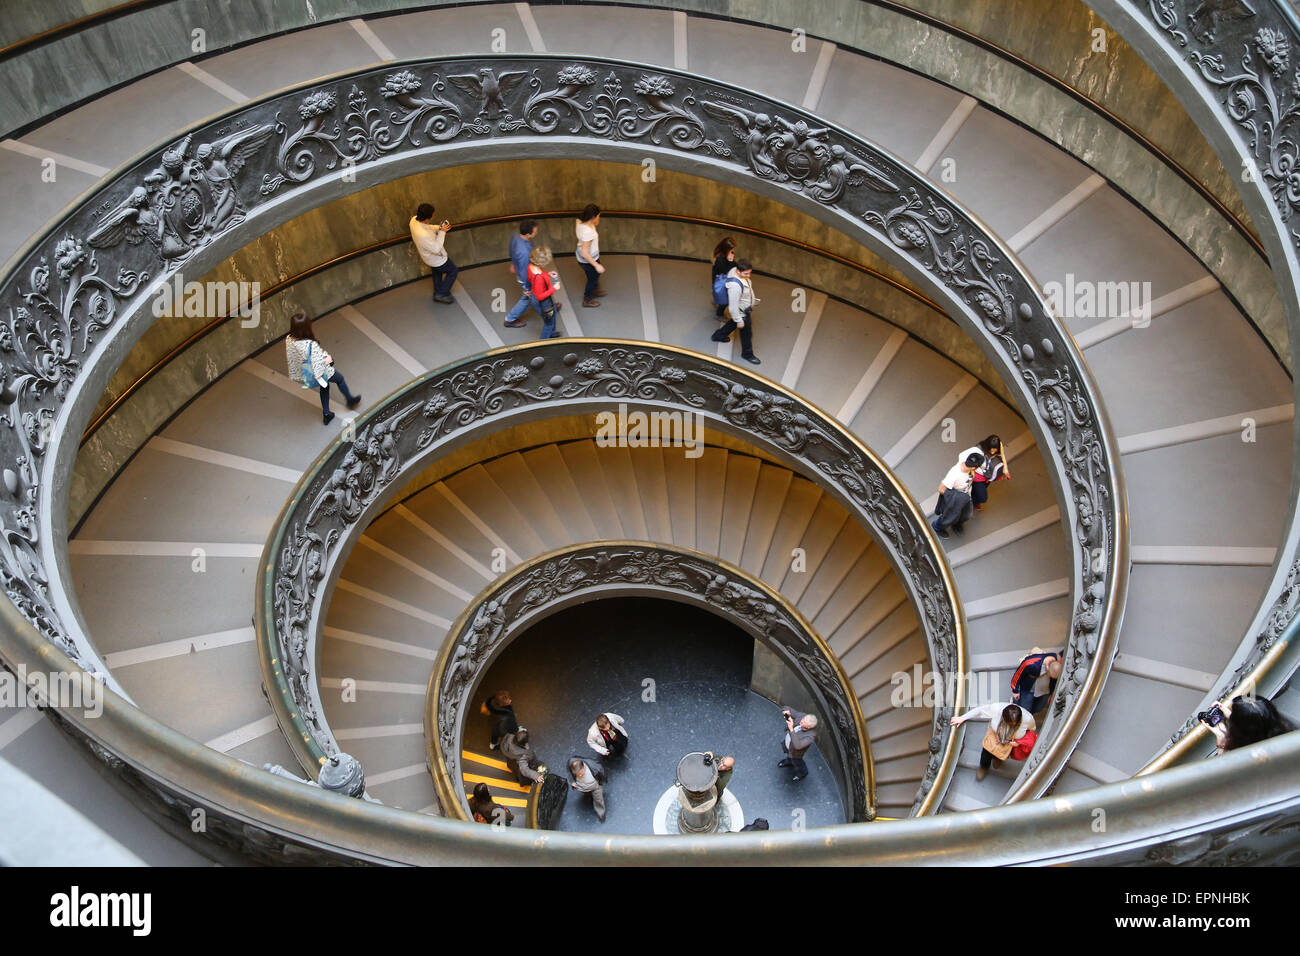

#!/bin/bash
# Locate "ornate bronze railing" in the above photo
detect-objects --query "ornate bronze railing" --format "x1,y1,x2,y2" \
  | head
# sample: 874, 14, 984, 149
0, 53, 1125, 811
258, 340, 955, 815
5, 584, 1300, 865
1090, 0, 1300, 771
425, 542, 876, 822
526, 771, 568, 831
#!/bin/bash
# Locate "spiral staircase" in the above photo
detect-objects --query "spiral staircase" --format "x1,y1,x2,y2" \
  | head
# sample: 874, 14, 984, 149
1, 0, 1299, 866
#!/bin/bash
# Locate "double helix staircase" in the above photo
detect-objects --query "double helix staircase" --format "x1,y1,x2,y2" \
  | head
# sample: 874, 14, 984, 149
0, 1, 1294, 862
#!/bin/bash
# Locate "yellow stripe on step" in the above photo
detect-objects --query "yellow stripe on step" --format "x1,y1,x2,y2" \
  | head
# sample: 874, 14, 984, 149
461, 750, 510, 771
462, 771, 530, 793
466, 792, 528, 808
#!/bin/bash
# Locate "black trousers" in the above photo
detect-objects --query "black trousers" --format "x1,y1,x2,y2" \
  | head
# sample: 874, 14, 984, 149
713, 307, 755, 357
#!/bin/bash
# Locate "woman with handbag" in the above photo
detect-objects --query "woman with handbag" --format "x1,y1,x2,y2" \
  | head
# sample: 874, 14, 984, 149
527, 245, 563, 339
284, 311, 362, 425
950, 702, 1035, 781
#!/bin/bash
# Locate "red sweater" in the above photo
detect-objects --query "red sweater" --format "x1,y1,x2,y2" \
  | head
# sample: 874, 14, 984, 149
528, 265, 555, 301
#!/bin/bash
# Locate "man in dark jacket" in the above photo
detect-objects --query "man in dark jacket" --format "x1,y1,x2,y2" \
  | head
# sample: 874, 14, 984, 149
482, 690, 519, 750
1010, 650, 1063, 715
499, 729, 545, 786
777, 707, 819, 781
706, 751, 735, 802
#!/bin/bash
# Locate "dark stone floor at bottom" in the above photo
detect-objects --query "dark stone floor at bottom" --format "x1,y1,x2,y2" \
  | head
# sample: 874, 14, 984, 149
465, 598, 845, 834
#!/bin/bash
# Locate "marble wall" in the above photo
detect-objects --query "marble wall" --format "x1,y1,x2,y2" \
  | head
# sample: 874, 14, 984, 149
70, 158, 1011, 526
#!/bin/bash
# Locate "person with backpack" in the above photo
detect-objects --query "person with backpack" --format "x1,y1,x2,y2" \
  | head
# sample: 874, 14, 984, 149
527, 245, 563, 339
958, 434, 1011, 510
710, 258, 761, 365
711, 237, 737, 318
568, 757, 607, 822
1010, 648, 1063, 716
284, 312, 361, 425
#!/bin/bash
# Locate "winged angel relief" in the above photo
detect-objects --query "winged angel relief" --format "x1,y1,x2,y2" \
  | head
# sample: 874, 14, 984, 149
87, 125, 276, 262
702, 101, 897, 202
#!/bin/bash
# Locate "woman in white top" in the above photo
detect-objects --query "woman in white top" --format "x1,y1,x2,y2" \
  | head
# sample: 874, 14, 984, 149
575, 203, 605, 307
950, 701, 1034, 781
284, 312, 361, 425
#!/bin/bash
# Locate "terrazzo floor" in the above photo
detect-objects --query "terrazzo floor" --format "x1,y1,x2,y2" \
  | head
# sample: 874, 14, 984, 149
464, 598, 846, 834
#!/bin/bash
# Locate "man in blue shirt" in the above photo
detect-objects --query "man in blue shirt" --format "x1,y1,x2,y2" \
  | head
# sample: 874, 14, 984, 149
505, 219, 540, 327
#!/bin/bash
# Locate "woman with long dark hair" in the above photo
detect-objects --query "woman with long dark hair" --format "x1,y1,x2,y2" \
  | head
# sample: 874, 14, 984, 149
284, 312, 361, 425
468, 782, 514, 826
1206, 695, 1295, 752
958, 433, 1011, 510
951, 701, 1035, 781
711, 237, 737, 318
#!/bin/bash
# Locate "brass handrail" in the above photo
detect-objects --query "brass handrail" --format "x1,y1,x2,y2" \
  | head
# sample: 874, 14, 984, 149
0, 0, 1262, 258
425, 541, 877, 822
79, 210, 943, 445
255, 339, 963, 817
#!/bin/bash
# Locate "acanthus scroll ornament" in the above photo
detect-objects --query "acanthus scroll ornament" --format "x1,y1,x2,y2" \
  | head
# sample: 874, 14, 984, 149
431, 544, 873, 822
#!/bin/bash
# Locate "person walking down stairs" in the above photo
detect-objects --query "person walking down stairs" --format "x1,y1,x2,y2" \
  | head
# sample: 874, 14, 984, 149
711, 258, 762, 365
932, 452, 983, 538
284, 311, 361, 425
950, 702, 1036, 782
527, 245, 563, 339
409, 202, 458, 304
711, 236, 737, 318
576, 203, 606, 307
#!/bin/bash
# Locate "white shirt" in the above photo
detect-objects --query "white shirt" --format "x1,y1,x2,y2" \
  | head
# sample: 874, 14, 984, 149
725, 269, 759, 316
586, 713, 628, 756
571, 764, 600, 792
576, 220, 600, 263
410, 216, 448, 267
956, 701, 1035, 741
941, 463, 974, 494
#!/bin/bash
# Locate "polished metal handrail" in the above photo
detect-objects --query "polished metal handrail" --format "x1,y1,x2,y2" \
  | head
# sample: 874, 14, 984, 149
425, 542, 877, 822
0, 55, 1123, 855
258, 340, 959, 816
1089, 0, 1300, 770
78, 209, 944, 446
4, 581, 1299, 865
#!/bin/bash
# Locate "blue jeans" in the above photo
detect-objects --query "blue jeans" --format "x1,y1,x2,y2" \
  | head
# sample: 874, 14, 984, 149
431, 258, 458, 298
539, 297, 560, 338
506, 285, 538, 323
320, 368, 356, 417
579, 260, 600, 299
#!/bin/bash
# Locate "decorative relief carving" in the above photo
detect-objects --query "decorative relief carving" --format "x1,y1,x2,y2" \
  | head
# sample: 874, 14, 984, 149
1136, 0, 1300, 753
432, 544, 872, 822
263, 344, 956, 816
0, 56, 1119, 811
